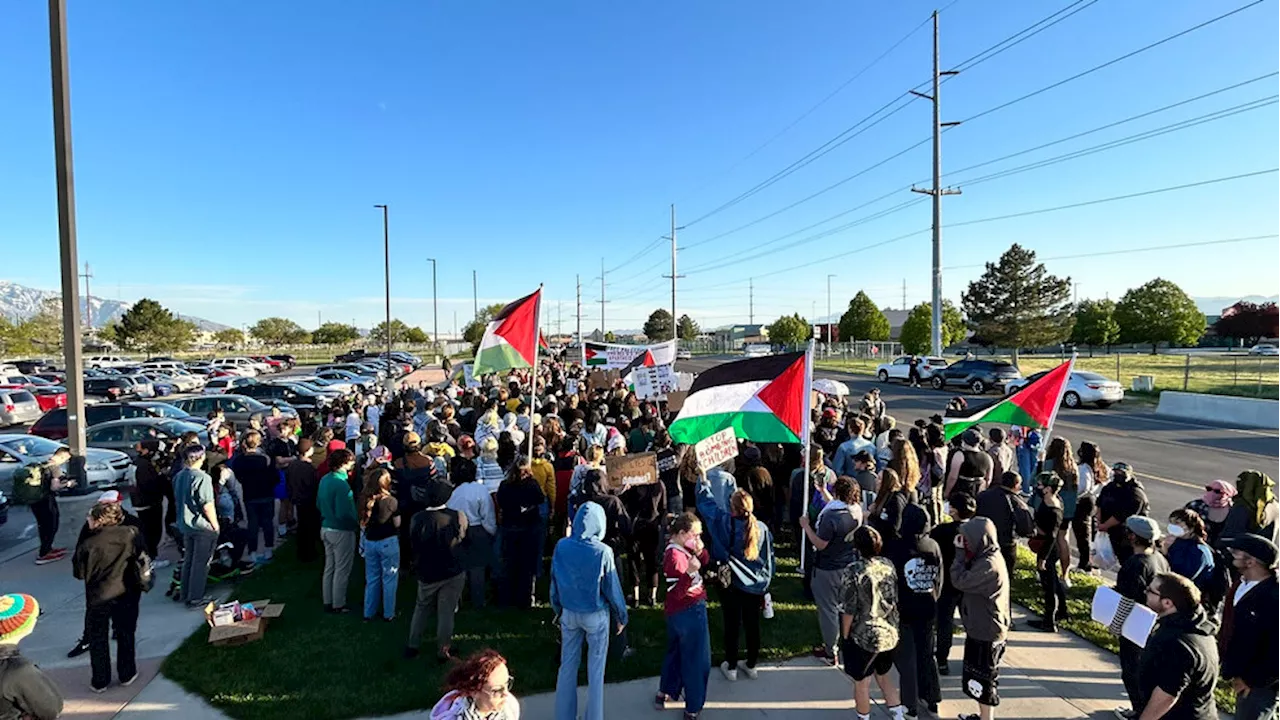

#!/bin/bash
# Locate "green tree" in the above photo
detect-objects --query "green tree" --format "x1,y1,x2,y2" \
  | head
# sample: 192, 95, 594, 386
961, 244, 1074, 363
404, 326, 430, 343
370, 319, 411, 345
250, 317, 310, 345
899, 300, 966, 355
311, 322, 360, 345
115, 298, 195, 355
18, 298, 65, 352
765, 313, 811, 347
677, 314, 700, 341
213, 328, 245, 348
838, 291, 891, 342
0, 315, 33, 355
462, 303, 508, 349
1069, 299, 1120, 356
643, 309, 675, 342
1115, 278, 1205, 353
604, 331, 617, 342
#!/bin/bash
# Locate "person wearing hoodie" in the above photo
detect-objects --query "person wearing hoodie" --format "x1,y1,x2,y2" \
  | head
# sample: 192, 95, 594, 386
930, 492, 975, 677
496, 464, 546, 610
229, 430, 278, 565
1221, 470, 1279, 548
656, 512, 711, 720
128, 439, 170, 563
429, 649, 520, 720
72, 502, 145, 692
884, 503, 942, 717
698, 480, 774, 683
1135, 573, 1219, 720
951, 517, 1011, 720
0, 594, 63, 720
550, 502, 629, 720
1096, 462, 1150, 565
405, 480, 468, 663
395, 431, 443, 566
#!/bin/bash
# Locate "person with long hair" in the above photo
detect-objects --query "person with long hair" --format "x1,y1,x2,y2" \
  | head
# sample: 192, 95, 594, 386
359, 467, 400, 621
886, 439, 920, 501
656, 512, 711, 720
871, 468, 909, 544
921, 425, 947, 525
838, 526, 906, 720
1028, 473, 1068, 633
790, 444, 836, 596
496, 464, 545, 609
800, 476, 862, 665
1074, 441, 1109, 572
430, 649, 520, 720
1042, 437, 1079, 585
1163, 509, 1217, 599
697, 482, 774, 682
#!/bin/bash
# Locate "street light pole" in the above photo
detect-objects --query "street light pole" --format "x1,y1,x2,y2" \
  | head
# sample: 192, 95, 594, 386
826, 274, 836, 347
428, 257, 439, 359
374, 204, 392, 390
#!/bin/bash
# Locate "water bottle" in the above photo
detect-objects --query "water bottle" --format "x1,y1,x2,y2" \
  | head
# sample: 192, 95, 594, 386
762, 592, 774, 620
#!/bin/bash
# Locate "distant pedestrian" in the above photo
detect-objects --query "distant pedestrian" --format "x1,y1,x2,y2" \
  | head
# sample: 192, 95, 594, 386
1136, 573, 1219, 720
951, 517, 1011, 720
359, 467, 400, 621
1220, 534, 1279, 720
0, 594, 63, 720
907, 355, 921, 387
838, 526, 906, 720
1114, 516, 1170, 720
656, 512, 711, 720
317, 449, 359, 614
430, 649, 520, 720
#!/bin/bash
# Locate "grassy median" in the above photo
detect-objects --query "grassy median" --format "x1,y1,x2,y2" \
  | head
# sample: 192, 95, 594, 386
162, 538, 820, 720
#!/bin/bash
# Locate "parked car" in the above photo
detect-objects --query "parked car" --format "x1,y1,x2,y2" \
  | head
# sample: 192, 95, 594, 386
315, 369, 376, 391
170, 394, 296, 427
1248, 343, 1279, 356
83, 376, 140, 402
158, 370, 204, 393
29, 401, 192, 440
84, 355, 132, 369
0, 382, 67, 413
140, 360, 187, 374
1004, 370, 1124, 408
335, 349, 370, 363
0, 434, 132, 494
10, 359, 58, 374
120, 374, 157, 398
235, 383, 328, 412
32, 372, 66, 385
249, 356, 284, 372
202, 376, 257, 395
742, 344, 771, 358
84, 418, 208, 460
0, 390, 41, 428
294, 375, 355, 394
675, 349, 692, 361
277, 379, 343, 400
929, 359, 1023, 394
210, 358, 259, 377
268, 354, 297, 369
317, 363, 383, 380
875, 356, 950, 384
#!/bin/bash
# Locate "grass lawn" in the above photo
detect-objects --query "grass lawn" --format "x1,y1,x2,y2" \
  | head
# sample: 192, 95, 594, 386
162, 538, 820, 720
1007, 546, 1236, 714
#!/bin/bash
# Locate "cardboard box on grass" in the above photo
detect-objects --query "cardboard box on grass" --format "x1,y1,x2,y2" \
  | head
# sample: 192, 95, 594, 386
205, 599, 285, 646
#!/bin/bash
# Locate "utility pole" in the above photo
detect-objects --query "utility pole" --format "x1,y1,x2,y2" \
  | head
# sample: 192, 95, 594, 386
556, 301, 563, 338
749, 278, 754, 325
661, 204, 684, 342
826, 274, 836, 344
599, 258, 607, 338
472, 270, 478, 321
79, 262, 92, 330
428, 258, 439, 354
374, 204, 392, 384
902, 279, 907, 311
910, 10, 961, 357
50, 0, 87, 485
317, 310, 321, 328
575, 274, 582, 345
1073, 282, 1081, 305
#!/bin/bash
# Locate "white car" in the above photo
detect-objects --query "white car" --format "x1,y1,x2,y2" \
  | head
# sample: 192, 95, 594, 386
294, 375, 355, 395
742, 344, 771, 358
203, 376, 257, 394
156, 371, 202, 393
210, 358, 259, 377
876, 356, 950, 383
84, 355, 132, 369
1248, 344, 1279, 356
675, 349, 692, 361
1004, 370, 1124, 408
0, 434, 132, 492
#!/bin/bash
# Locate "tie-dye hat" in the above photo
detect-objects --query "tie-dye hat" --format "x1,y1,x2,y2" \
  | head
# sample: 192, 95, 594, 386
0, 594, 39, 644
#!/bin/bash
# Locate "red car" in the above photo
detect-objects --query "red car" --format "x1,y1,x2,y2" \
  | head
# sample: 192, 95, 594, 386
249, 356, 284, 371
0, 383, 66, 412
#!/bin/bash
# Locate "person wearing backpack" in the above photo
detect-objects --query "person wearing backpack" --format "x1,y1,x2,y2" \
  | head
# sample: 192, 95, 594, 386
12, 447, 75, 565
72, 501, 148, 692
0, 593, 63, 720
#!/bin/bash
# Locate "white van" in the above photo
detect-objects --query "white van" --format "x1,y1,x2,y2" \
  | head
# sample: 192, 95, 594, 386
141, 360, 186, 373
210, 357, 259, 377
84, 355, 131, 369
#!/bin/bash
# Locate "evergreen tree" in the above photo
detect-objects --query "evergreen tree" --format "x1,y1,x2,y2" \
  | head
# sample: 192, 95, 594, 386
962, 243, 1074, 362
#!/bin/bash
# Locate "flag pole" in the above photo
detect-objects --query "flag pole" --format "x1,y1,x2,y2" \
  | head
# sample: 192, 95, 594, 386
528, 285, 543, 464
800, 335, 816, 573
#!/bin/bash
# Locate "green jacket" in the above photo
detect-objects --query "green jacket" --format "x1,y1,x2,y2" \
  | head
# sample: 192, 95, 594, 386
317, 471, 358, 532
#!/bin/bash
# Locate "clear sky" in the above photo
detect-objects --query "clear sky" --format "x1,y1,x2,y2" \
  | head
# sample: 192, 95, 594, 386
2, 0, 1277, 335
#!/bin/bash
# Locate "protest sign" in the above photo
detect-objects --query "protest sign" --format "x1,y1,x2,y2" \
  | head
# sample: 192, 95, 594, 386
633, 364, 677, 400
694, 427, 738, 470
582, 340, 677, 370
665, 390, 688, 413
566, 378, 579, 396
587, 369, 619, 391
604, 452, 659, 490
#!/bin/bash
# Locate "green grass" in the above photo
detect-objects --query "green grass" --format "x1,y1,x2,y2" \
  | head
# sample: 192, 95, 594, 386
1007, 546, 1236, 714
162, 538, 820, 720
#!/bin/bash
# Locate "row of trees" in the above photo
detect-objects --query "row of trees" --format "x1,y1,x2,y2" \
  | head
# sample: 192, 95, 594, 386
640, 310, 702, 342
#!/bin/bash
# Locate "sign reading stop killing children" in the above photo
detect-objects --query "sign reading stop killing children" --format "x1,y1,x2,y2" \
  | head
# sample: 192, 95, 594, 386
694, 427, 739, 471
604, 452, 659, 490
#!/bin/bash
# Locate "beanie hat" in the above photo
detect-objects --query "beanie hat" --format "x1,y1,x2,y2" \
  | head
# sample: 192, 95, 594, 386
0, 594, 39, 644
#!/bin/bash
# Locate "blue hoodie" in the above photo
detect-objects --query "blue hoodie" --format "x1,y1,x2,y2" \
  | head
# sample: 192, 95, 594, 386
696, 478, 774, 595
550, 503, 629, 624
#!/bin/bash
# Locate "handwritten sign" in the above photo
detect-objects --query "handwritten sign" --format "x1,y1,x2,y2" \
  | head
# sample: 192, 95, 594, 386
587, 369, 620, 391
694, 427, 739, 471
604, 452, 658, 490
633, 364, 677, 400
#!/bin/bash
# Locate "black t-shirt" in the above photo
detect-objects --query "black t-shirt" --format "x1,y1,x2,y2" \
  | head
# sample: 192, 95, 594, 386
496, 479, 545, 531
655, 447, 680, 504
958, 449, 992, 482
621, 482, 667, 530
814, 504, 860, 571
230, 451, 277, 502
929, 520, 961, 590
267, 436, 297, 464
1034, 502, 1063, 562
1116, 550, 1170, 603
364, 495, 399, 542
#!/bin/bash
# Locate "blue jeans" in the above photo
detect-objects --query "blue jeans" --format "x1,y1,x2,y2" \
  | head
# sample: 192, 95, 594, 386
361, 534, 400, 619
245, 499, 275, 554
660, 601, 711, 714
555, 608, 610, 720
1016, 446, 1037, 495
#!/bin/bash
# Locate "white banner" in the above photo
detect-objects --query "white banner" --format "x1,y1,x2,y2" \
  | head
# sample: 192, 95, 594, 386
581, 339, 676, 370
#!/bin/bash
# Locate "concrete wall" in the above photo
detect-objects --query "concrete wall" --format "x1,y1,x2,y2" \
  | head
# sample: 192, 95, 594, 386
1156, 390, 1279, 429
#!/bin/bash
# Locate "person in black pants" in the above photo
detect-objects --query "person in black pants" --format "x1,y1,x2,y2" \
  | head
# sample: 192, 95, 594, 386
1028, 473, 1068, 632
285, 440, 321, 562
72, 502, 145, 692
129, 441, 169, 560
495, 464, 546, 609
931, 492, 975, 675
67, 493, 141, 658
907, 355, 922, 387
885, 503, 943, 716
28, 448, 74, 565
1114, 516, 1169, 719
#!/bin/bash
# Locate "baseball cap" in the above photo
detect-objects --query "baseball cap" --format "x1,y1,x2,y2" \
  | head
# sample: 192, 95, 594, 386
1125, 515, 1161, 542
822, 408, 838, 419
96, 490, 123, 504
1226, 533, 1278, 568
1112, 462, 1134, 480
961, 429, 981, 447
402, 431, 422, 448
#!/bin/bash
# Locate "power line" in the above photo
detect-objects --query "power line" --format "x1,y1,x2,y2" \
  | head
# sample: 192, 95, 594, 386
943, 234, 1279, 270
949, 0, 1100, 74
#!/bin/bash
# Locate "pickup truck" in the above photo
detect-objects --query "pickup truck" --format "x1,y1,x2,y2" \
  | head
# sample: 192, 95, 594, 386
334, 349, 369, 363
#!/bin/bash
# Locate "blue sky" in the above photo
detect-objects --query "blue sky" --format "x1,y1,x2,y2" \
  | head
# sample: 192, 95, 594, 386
2, 0, 1276, 335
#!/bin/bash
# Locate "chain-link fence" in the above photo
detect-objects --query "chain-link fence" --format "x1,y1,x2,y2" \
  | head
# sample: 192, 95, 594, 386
1018, 353, 1280, 399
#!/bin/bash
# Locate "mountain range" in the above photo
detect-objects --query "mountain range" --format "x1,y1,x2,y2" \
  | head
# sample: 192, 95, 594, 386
0, 280, 230, 332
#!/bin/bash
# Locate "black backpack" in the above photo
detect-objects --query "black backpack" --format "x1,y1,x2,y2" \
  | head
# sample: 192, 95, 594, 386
1200, 546, 1231, 613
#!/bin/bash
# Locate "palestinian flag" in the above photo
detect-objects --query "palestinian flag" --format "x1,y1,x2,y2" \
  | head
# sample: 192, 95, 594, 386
943, 357, 1075, 441
539, 331, 551, 351
473, 288, 541, 377
669, 351, 809, 445
583, 342, 608, 367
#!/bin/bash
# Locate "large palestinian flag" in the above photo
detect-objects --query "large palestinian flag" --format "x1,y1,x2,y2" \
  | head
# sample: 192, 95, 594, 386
473, 289, 541, 377
669, 351, 809, 445
943, 358, 1075, 441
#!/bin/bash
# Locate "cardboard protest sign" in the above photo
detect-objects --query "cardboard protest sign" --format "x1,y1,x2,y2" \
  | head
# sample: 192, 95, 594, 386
665, 390, 688, 413
604, 452, 659, 490
694, 427, 738, 470
587, 370, 619, 391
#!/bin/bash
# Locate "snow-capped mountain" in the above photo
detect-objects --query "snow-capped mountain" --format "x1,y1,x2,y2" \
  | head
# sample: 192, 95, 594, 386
0, 280, 229, 331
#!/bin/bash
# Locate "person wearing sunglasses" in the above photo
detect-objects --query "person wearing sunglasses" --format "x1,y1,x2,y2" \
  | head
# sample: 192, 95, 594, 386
430, 648, 519, 720
1134, 573, 1219, 720
1183, 480, 1236, 548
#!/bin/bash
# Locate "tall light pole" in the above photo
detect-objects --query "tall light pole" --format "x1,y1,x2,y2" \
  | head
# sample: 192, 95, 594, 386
826, 274, 836, 346
49, 0, 87, 484
428, 257, 439, 357
374, 204, 392, 388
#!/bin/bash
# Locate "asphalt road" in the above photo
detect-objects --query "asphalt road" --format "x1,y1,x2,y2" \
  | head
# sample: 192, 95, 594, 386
676, 355, 1280, 525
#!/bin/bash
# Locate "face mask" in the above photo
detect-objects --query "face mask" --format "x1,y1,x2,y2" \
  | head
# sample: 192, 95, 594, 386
1166, 523, 1186, 538
682, 536, 699, 551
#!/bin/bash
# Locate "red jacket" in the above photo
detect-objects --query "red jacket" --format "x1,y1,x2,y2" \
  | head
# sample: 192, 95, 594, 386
663, 544, 710, 616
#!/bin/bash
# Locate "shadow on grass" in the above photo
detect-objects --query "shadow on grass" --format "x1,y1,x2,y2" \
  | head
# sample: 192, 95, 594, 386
162, 539, 820, 720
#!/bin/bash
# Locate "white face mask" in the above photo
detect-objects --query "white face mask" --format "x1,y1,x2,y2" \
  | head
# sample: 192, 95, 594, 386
1166, 523, 1187, 538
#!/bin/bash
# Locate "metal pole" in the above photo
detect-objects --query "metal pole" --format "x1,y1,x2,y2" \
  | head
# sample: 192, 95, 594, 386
671, 204, 678, 338
472, 270, 478, 320
575, 274, 582, 346
1183, 354, 1191, 391
49, 0, 87, 485
428, 257, 438, 356
375, 204, 392, 387
826, 274, 835, 347
749, 278, 754, 326
600, 257, 606, 338
80, 262, 92, 330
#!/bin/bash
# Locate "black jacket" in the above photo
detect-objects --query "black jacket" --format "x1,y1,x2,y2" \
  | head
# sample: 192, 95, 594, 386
72, 524, 145, 606
229, 452, 277, 503
131, 455, 169, 509
885, 504, 943, 621
1221, 575, 1278, 691
975, 485, 1033, 548
1138, 608, 1219, 720
0, 645, 63, 720
410, 507, 468, 584
1097, 478, 1149, 527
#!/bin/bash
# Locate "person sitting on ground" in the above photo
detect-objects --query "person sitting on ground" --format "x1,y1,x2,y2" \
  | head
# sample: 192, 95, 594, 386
430, 649, 520, 720
0, 594, 63, 720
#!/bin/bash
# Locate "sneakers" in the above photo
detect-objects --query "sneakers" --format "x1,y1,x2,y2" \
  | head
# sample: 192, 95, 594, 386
90, 684, 108, 694
121, 673, 139, 687
654, 693, 670, 711
719, 661, 738, 682
736, 660, 759, 680
887, 705, 906, 720
67, 638, 90, 658
34, 550, 66, 565
1114, 708, 1137, 720
1063, 575, 1073, 589
1027, 619, 1058, 633
152, 559, 171, 570
185, 596, 215, 609
937, 658, 950, 676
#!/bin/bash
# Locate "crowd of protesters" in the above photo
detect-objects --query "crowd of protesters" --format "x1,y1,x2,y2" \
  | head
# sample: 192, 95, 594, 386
3, 351, 1276, 720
